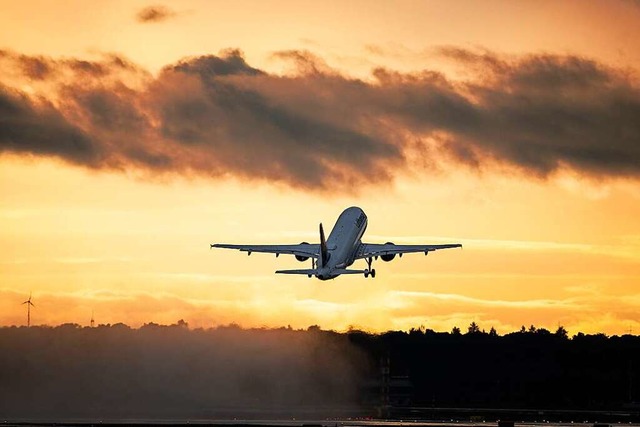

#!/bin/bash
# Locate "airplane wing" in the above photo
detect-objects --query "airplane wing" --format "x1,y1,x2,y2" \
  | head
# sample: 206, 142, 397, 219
356, 242, 462, 259
211, 243, 319, 259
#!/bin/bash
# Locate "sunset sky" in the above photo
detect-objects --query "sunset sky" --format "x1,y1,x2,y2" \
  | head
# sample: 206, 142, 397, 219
1, 0, 639, 335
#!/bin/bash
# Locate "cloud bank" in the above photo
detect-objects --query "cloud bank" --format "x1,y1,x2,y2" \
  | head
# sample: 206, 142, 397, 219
1, 48, 639, 190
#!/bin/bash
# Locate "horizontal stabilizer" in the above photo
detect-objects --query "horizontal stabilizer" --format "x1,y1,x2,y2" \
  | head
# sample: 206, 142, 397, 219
275, 268, 368, 276
332, 269, 368, 275
275, 269, 318, 275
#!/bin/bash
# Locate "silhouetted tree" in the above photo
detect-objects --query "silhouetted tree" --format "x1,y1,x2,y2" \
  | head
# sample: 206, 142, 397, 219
467, 321, 481, 334
173, 319, 188, 328
451, 326, 461, 335
555, 325, 568, 339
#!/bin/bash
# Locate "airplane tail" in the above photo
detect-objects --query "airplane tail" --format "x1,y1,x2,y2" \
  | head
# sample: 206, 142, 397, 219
319, 223, 329, 267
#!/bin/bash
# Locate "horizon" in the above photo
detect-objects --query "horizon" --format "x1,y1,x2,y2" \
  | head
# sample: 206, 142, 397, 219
3, 317, 636, 338
1, 0, 640, 335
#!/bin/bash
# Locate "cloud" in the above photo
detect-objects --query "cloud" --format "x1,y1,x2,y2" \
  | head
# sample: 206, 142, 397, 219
391, 290, 579, 310
0, 85, 101, 164
1, 48, 639, 191
135, 5, 177, 23
435, 49, 640, 177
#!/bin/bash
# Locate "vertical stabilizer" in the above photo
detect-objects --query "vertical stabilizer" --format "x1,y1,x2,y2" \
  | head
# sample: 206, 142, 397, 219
319, 223, 329, 267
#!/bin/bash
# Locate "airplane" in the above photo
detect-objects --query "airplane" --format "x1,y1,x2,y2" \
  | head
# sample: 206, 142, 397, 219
210, 206, 461, 280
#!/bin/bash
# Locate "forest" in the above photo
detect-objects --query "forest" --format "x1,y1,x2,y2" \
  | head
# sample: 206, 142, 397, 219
0, 322, 638, 420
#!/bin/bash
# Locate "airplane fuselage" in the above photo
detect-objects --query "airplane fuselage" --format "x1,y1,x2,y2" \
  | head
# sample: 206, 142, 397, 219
317, 206, 368, 280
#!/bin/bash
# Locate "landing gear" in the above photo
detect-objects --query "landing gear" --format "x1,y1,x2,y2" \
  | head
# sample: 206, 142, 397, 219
309, 258, 316, 278
364, 257, 376, 278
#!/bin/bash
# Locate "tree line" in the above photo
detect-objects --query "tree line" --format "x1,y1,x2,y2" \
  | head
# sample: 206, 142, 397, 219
349, 323, 639, 410
0, 322, 638, 419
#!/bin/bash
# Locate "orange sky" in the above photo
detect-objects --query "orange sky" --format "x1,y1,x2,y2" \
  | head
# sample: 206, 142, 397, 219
1, 0, 639, 335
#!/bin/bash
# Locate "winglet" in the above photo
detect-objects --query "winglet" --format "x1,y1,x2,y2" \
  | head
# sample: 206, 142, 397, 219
319, 223, 329, 267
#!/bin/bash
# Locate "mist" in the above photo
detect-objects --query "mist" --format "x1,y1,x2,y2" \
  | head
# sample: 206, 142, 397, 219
0, 323, 369, 420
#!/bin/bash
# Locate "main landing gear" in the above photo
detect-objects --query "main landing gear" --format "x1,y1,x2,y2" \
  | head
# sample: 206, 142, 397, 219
308, 258, 316, 278
364, 257, 376, 278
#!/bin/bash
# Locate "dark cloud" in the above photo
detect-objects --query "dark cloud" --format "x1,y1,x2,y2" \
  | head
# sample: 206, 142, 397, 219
271, 49, 335, 75
438, 52, 640, 177
371, 50, 640, 179
1, 48, 639, 190
19, 55, 52, 80
0, 50, 52, 80
136, 5, 177, 23
0, 86, 101, 165
149, 54, 402, 186
169, 49, 264, 77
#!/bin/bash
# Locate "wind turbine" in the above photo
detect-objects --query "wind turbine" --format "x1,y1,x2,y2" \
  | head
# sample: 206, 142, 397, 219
22, 292, 35, 327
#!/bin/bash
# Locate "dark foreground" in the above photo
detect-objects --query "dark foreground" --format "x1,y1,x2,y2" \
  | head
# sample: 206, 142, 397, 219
2, 420, 640, 427
2, 325, 640, 419
4, 408, 640, 426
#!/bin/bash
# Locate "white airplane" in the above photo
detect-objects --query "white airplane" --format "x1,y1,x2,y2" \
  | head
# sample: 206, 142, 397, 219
211, 206, 461, 280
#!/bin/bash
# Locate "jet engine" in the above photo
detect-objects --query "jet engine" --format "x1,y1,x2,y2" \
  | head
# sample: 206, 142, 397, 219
295, 242, 310, 262
381, 242, 396, 262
